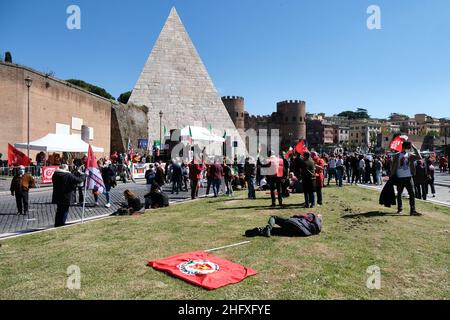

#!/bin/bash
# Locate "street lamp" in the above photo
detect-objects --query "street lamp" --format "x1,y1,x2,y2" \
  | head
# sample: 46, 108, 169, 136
24, 76, 33, 159
159, 111, 163, 155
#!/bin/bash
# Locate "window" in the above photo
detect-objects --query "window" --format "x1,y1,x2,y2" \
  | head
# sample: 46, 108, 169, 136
236, 112, 239, 117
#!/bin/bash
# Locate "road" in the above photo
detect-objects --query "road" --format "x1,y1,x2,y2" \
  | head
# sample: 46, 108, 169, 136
0, 180, 206, 238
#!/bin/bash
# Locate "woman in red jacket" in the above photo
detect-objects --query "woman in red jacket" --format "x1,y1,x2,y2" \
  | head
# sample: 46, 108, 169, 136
312, 152, 324, 206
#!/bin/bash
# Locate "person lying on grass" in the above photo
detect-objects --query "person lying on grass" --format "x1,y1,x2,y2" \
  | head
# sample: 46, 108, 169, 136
245, 213, 322, 238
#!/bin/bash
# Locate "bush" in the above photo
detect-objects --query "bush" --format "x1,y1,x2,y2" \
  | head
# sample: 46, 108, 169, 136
118, 91, 132, 104
4, 51, 12, 63
66, 79, 114, 100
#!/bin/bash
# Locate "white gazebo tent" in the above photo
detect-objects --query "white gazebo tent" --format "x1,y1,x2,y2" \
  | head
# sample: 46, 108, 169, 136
178, 126, 225, 161
14, 133, 104, 153
179, 126, 225, 143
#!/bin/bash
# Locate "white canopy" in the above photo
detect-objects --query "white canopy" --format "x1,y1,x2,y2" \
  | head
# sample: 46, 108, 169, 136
180, 126, 225, 143
15, 133, 104, 153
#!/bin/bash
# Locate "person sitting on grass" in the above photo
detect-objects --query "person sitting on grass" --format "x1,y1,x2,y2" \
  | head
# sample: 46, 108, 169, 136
144, 183, 170, 209
245, 213, 323, 238
112, 190, 143, 216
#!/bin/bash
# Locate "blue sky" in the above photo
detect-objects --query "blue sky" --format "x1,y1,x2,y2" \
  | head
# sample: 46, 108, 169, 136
1, 0, 449, 119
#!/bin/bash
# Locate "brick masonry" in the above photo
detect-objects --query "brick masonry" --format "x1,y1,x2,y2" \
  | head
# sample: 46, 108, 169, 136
0, 61, 112, 158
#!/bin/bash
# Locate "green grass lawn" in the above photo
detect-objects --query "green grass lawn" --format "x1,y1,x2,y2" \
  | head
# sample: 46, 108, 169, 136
1, 186, 449, 300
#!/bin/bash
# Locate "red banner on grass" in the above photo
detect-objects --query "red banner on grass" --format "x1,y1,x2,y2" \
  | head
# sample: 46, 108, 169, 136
41, 166, 58, 184
148, 251, 257, 290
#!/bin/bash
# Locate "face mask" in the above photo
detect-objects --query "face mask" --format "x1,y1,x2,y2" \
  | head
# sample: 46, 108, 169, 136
18, 170, 25, 175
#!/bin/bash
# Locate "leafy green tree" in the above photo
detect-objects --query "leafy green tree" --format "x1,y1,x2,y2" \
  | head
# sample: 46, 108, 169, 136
337, 108, 370, 120
66, 79, 114, 100
426, 130, 440, 137
118, 91, 132, 104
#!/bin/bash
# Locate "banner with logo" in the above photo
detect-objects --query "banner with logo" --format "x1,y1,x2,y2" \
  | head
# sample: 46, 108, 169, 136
132, 163, 149, 179
41, 166, 58, 184
148, 251, 257, 290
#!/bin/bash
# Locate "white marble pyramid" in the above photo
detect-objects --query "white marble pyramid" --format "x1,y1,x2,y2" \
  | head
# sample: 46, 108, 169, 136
129, 7, 246, 155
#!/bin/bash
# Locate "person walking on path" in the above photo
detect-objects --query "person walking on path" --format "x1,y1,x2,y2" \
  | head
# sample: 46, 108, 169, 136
10, 165, 35, 215
52, 164, 84, 227
188, 159, 204, 200
170, 161, 182, 195
426, 158, 436, 198
210, 158, 224, 197
101, 160, 115, 208
390, 141, 422, 216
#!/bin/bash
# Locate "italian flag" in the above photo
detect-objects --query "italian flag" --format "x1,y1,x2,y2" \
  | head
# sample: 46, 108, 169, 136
189, 126, 193, 144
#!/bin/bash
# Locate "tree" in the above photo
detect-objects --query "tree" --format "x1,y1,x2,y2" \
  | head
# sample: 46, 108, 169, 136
337, 108, 370, 120
118, 91, 132, 104
4, 51, 12, 63
426, 130, 440, 138
66, 79, 114, 100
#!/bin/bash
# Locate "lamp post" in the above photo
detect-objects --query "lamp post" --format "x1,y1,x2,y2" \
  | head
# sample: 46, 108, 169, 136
24, 76, 33, 159
159, 111, 163, 155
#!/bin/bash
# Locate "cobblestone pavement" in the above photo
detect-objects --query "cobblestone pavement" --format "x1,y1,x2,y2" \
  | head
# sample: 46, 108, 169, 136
0, 180, 207, 237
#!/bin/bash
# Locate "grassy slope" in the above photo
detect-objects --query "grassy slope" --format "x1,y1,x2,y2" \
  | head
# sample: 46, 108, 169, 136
0, 186, 449, 300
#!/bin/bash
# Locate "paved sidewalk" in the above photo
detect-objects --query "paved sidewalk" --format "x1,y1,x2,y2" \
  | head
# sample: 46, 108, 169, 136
0, 180, 207, 238
434, 171, 450, 187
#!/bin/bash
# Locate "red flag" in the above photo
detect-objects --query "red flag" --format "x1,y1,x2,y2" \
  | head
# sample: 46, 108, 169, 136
86, 145, 105, 193
148, 251, 257, 290
295, 139, 309, 155
389, 136, 405, 152
7, 143, 31, 166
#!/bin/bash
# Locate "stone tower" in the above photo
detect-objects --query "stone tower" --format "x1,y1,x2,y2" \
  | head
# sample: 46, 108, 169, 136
221, 96, 245, 130
276, 100, 306, 148
128, 7, 246, 155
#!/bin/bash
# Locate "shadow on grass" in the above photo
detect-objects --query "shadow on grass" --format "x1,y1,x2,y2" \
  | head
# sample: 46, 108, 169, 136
216, 203, 307, 211
342, 211, 407, 219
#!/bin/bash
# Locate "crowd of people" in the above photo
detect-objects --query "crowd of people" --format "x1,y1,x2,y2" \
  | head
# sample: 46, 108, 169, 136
5, 142, 447, 229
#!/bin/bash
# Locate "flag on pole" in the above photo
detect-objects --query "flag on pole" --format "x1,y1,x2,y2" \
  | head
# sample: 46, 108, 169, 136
390, 135, 408, 152
284, 146, 294, 159
148, 251, 257, 290
164, 125, 168, 137
7, 143, 31, 166
86, 145, 105, 194
295, 139, 309, 155
208, 124, 212, 133
127, 138, 134, 158
189, 126, 193, 144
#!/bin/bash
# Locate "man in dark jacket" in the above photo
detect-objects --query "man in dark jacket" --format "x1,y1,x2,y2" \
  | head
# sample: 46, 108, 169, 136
244, 157, 256, 199
296, 152, 316, 208
101, 161, 115, 208
390, 141, 422, 215
170, 161, 182, 195
52, 164, 84, 227
245, 213, 323, 237
10, 165, 36, 215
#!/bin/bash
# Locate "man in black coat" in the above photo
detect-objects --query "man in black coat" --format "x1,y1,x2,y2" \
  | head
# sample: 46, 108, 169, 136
245, 213, 323, 237
52, 164, 84, 227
